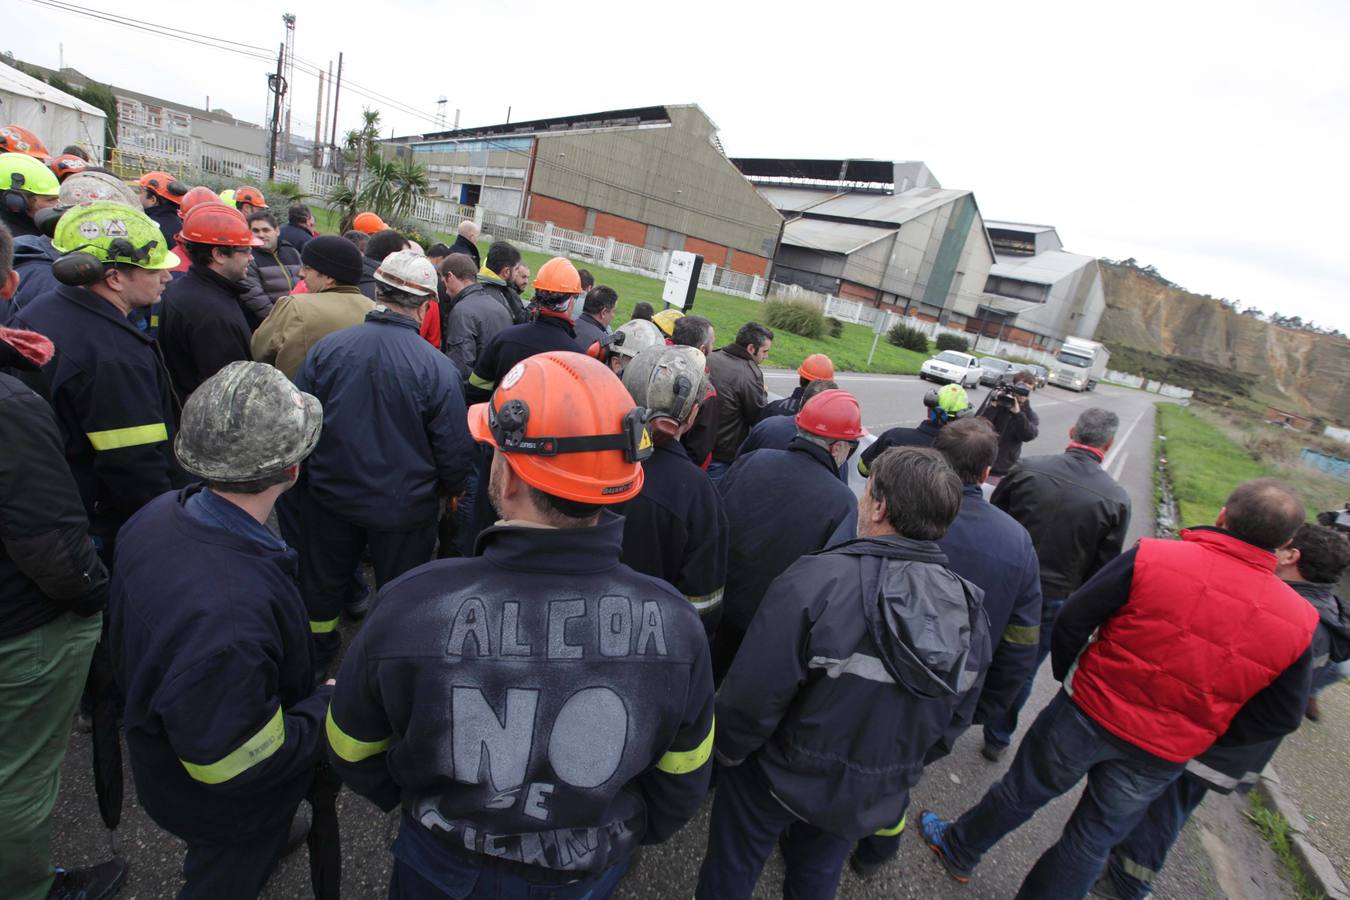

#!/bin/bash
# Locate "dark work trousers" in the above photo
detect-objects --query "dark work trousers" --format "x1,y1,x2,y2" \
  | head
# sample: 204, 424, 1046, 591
983, 596, 1065, 749
455, 444, 491, 557
695, 760, 852, 900
711, 619, 746, 687
291, 486, 437, 672
1103, 776, 1212, 900
180, 818, 292, 900
851, 811, 909, 873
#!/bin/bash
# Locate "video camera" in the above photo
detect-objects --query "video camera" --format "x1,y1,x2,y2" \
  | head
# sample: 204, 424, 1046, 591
990, 378, 1031, 410
1317, 502, 1350, 535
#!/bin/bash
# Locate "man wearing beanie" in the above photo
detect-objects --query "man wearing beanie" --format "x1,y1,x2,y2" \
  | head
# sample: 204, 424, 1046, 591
251, 235, 374, 381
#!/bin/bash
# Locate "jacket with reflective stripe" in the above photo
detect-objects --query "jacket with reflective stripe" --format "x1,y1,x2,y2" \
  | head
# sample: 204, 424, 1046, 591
12, 285, 187, 533
109, 487, 331, 844
716, 535, 992, 841
326, 514, 715, 876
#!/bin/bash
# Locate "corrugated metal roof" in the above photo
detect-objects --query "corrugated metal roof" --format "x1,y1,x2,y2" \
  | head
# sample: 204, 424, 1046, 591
781, 218, 894, 254
755, 186, 844, 213
803, 188, 971, 226
985, 220, 1056, 233
989, 250, 1096, 285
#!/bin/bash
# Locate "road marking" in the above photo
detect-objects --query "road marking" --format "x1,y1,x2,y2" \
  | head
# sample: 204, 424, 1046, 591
1103, 407, 1149, 474
1108, 451, 1130, 480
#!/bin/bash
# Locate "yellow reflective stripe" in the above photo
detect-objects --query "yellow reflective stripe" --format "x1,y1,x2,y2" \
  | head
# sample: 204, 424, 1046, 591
149, 314, 159, 327
1002, 623, 1041, 646
656, 717, 714, 775
468, 371, 495, 392
86, 423, 169, 451
1116, 854, 1157, 883
310, 617, 339, 634
180, 706, 285, 784
686, 588, 723, 612
874, 813, 907, 836
326, 706, 391, 762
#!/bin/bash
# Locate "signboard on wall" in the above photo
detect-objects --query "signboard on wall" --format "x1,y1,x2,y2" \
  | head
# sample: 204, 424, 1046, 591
662, 251, 703, 310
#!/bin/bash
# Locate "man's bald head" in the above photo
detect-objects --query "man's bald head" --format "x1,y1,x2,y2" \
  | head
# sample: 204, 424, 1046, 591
1221, 478, 1305, 549
458, 220, 480, 242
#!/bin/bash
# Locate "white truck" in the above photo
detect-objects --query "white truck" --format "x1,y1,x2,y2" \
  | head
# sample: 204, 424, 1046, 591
1050, 338, 1109, 392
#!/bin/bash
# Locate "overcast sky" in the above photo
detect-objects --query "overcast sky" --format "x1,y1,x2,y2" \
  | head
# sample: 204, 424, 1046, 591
10, 0, 1348, 331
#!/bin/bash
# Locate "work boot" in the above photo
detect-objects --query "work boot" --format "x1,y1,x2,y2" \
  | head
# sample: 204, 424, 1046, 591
920, 810, 973, 883
283, 804, 312, 857
1304, 697, 1321, 722
980, 743, 1006, 762
47, 858, 128, 899
848, 851, 886, 880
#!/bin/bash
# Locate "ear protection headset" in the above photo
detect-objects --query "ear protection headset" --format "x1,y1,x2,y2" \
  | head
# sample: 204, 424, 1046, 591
923, 388, 974, 424
488, 398, 654, 463
52, 238, 160, 286
3, 171, 29, 214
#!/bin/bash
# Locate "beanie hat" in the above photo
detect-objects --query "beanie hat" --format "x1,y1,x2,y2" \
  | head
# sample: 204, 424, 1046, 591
301, 235, 363, 285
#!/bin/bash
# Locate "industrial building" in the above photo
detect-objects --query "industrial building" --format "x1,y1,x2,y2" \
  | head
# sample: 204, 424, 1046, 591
387, 105, 782, 276
980, 221, 1106, 350
734, 158, 997, 328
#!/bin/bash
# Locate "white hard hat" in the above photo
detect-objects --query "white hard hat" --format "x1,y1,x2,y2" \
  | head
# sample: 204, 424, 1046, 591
373, 249, 437, 297
605, 319, 666, 360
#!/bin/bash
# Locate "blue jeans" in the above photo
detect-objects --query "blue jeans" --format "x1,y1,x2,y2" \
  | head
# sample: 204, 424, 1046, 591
1103, 776, 1211, 900
983, 596, 1064, 749
945, 691, 1184, 900
706, 460, 731, 484
696, 760, 852, 900
1313, 660, 1346, 696
390, 814, 630, 900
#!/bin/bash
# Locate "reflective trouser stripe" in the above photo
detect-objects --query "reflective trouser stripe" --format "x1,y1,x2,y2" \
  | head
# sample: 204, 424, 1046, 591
656, 717, 714, 774
1115, 853, 1158, 884
326, 706, 392, 762
687, 589, 723, 612
86, 423, 169, 450
468, 371, 495, 392
180, 706, 285, 784
310, 617, 339, 634
1002, 623, 1041, 645
874, 813, 907, 837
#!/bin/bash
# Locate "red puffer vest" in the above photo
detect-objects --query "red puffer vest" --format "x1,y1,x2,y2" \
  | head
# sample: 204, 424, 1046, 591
1067, 529, 1317, 763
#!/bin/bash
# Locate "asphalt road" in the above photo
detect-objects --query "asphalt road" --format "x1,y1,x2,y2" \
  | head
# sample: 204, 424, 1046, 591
45, 375, 1268, 899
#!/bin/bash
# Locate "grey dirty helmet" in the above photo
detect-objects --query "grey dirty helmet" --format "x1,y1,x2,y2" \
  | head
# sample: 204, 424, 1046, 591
175, 361, 323, 483
622, 344, 708, 425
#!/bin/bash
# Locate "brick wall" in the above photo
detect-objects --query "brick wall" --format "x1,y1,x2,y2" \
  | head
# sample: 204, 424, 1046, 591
592, 212, 647, 246
683, 236, 728, 267
727, 251, 768, 276
839, 280, 879, 302
528, 194, 587, 231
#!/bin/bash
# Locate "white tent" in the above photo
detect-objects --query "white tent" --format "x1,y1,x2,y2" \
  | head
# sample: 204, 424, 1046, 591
0, 64, 107, 159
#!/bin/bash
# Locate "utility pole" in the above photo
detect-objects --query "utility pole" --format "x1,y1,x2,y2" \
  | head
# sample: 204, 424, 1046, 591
266, 43, 285, 181
312, 69, 324, 167
329, 52, 343, 171
280, 14, 296, 162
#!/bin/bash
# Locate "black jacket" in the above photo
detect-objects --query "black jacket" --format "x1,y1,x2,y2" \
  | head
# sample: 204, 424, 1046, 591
573, 312, 610, 352
144, 200, 182, 250
718, 438, 858, 631
977, 396, 1040, 476
0, 204, 38, 238
1298, 580, 1350, 672
760, 385, 804, 419
477, 273, 530, 326
159, 264, 254, 399
296, 308, 474, 531
706, 344, 767, 463
327, 515, 715, 875
991, 446, 1131, 598
9, 234, 59, 314
466, 314, 578, 403
858, 419, 942, 476
617, 441, 729, 633
12, 285, 187, 539
111, 487, 330, 844
448, 234, 481, 270
737, 414, 848, 485
358, 255, 379, 300
717, 535, 991, 840
279, 222, 314, 252
248, 241, 303, 304
0, 333, 108, 639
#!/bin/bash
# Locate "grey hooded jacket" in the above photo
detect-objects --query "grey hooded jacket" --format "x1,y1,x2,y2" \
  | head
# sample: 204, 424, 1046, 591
716, 534, 992, 839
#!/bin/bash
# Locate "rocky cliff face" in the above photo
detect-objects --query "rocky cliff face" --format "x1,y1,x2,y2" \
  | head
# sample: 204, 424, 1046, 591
1097, 263, 1350, 424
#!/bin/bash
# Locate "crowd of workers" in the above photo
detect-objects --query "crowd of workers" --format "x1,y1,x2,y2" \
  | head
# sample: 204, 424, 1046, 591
0, 122, 1347, 900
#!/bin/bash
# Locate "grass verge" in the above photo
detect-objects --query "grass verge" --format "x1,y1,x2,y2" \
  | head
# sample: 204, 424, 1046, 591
310, 208, 929, 375
1245, 793, 1323, 900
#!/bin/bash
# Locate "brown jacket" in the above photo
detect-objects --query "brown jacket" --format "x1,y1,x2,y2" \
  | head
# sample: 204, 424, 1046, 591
250, 285, 375, 381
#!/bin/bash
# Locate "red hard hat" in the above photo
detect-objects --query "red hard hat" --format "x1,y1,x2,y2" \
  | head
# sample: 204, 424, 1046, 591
0, 124, 50, 161
797, 352, 835, 382
234, 186, 267, 208
178, 186, 222, 219
178, 202, 261, 247
138, 170, 189, 204
795, 389, 863, 441
467, 351, 650, 504
49, 153, 89, 181
352, 211, 386, 234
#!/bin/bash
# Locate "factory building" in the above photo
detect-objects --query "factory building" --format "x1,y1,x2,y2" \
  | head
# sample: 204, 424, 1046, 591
387, 105, 782, 276
979, 221, 1106, 349
734, 158, 996, 327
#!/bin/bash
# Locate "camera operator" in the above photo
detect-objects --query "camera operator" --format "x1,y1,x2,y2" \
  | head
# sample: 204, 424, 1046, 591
976, 369, 1040, 480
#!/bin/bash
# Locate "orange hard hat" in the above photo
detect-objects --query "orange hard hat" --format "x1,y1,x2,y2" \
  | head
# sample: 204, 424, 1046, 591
138, 171, 189, 204
797, 352, 835, 382
352, 211, 386, 234
467, 351, 651, 505
178, 202, 261, 247
234, 186, 267, 208
795, 389, 864, 441
178, 186, 223, 219
532, 256, 582, 294
49, 153, 89, 181
0, 124, 50, 160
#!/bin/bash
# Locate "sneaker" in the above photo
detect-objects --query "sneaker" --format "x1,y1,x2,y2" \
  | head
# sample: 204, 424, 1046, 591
1304, 697, 1321, 722
343, 593, 372, 621
47, 858, 128, 900
920, 810, 973, 883
848, 851, 886, 880
980, 743, 1006, 762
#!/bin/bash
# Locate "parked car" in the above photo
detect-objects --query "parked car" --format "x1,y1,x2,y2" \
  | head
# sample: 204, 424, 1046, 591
1016, 363, 1048, 388
977, 357, 1016, 386
920, 350, 982, 388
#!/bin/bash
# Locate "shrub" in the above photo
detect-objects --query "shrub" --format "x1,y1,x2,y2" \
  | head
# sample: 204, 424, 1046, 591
935, 333, 970, 353
764, 298, 824, 340
888, 323, 929, 353
827, 317, 844, 338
